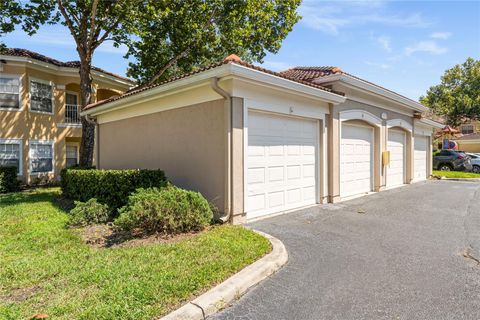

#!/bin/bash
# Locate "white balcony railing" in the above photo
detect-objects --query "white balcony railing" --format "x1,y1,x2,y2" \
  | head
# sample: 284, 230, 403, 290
65, 104, 81, 124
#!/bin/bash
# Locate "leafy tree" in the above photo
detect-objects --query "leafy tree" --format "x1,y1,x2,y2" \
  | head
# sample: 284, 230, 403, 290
0, 1, 21, 50
421, 58, 480, 127
1, 0, 301, 166
2, 0, 136, 166
125, 0, 301, 85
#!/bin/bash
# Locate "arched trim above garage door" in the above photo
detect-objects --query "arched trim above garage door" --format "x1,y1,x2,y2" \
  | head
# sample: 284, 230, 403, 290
386, 119, 412, 132
339, 109, 382, 127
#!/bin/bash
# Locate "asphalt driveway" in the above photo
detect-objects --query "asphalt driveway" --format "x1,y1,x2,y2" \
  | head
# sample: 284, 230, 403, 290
211, 180, 480, 320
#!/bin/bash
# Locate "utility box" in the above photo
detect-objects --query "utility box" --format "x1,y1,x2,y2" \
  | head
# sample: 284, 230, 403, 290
382, 151, 391, 167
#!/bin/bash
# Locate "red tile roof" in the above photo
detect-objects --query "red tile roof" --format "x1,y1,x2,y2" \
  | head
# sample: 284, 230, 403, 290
1, 48, 133, 83
281, 66, 427, 109
84, 56, 344, 111
455, 133, 480, 141
280, 66, 343, 81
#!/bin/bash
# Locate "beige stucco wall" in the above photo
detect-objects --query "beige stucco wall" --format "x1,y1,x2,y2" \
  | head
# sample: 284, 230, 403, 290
327, 98, 415, 201
0, 61, 130, 184
456, 142, 480, 153
98, 99, 227, 211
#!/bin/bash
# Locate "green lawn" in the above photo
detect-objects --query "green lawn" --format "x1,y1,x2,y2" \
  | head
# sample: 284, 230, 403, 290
432, 170, 480, 179
0, 188, 271, 320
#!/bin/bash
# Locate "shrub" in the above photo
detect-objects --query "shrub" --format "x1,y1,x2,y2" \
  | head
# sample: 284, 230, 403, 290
68, 198, 109, 227
0, 167, 20, 193
60, 168, 167, 213
115, 186, 213, 234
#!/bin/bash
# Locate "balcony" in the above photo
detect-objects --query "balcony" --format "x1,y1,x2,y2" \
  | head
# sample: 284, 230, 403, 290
65, 104, 81, 124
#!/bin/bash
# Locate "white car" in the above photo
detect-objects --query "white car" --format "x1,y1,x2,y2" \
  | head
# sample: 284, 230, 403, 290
466, 153, 480, 173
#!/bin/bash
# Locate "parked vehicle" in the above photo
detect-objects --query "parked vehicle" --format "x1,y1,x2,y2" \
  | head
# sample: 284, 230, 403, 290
466, 153, 480, 173
433, 149, 473, 171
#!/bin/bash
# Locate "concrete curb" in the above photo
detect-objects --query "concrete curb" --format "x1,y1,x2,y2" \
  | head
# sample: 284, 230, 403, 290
436, 177, 480, 182
159, 230, 288, 320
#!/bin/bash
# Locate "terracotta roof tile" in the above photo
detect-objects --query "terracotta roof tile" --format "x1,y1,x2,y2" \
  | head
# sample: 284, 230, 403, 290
1, 48, 133, 83
280, 66, 343, 81
84, 58, 344, 111
281, 66, 427, 109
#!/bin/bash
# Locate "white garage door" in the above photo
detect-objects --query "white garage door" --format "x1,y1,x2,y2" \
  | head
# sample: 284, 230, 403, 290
340, 123, 374, 198
414, 135, 428, 181
387, 129, 406, 187
247, 111, 318, 219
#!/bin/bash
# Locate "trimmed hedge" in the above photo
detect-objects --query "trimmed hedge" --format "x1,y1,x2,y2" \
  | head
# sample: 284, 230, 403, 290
61, 168, 167, 212
115, 186, 213, 234
0, 167, 20, 193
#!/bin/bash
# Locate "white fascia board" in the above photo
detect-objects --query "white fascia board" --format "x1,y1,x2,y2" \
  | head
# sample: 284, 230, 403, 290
84, 63, 346, 117
314, 73, 429, 112
228, 64, 346, 104
1, 55, 134, 87
416, 118, 444, 129
83, 64, 232, 116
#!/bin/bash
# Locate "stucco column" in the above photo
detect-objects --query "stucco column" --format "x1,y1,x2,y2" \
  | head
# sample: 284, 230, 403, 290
406, 132, 414, 183
374, 125, 384, 192
427, 134, 433, 176
327, 104, 341, 203
320, 118, 328, 203
231, 97, 245, 224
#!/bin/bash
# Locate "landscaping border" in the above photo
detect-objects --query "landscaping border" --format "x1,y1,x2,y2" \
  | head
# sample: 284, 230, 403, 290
436, 177, 480, 182
159, 230, 288, 320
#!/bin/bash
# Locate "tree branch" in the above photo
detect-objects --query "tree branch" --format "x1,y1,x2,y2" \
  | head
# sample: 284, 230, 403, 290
93, 16, 123, 49
87, 0, 99, 52
144, 48, 191, 87
142, 7, 218, 87
56, 0, 80, 47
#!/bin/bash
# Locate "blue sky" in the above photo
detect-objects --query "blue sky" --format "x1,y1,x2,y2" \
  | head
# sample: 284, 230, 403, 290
2, 0, 479, 100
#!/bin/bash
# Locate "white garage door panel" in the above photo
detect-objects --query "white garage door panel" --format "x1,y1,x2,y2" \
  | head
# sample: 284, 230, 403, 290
387, 130, 406, 187
340, 124, 374, 198
247, 111, 318, 219
414, 136, 428, 181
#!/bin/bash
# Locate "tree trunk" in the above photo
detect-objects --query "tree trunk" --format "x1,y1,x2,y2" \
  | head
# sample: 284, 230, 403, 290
78, 58, 95, 167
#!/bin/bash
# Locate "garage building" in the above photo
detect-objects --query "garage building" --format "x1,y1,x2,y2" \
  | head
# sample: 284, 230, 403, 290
83, 55, 442, 223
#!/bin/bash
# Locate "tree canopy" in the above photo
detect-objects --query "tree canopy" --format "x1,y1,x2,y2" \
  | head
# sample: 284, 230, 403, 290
421, 58, 480, 127
0, 0, 301, 166
125, 0, 301, 85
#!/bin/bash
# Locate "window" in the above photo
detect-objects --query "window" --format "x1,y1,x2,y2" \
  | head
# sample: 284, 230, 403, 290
0, 139, 22, 174
30, 80, 53, 113
30, 141, 54, 173
65, 93, 80, 123
0, 76, 20, 109
66, 145, 78, 168
461, 125, 474, 135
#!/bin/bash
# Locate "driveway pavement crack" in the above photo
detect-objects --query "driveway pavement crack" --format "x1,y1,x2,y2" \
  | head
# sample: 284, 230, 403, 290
190, 302, 206, 319
463, 247, 480, 266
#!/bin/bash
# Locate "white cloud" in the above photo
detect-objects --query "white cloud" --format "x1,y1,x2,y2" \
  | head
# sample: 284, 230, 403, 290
430, 32, 452, 40
299, 1, 431, 35
365, 61, 391, 69
405, 40, 448, 56
370, 33, 392, 52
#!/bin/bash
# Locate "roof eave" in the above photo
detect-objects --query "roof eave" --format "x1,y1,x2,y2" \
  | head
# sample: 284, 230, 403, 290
314, 73, 429, 113
0, 54, 134, 87
83, 62, 346, 117
416, 118, 444, 129
229, 63, 346, 104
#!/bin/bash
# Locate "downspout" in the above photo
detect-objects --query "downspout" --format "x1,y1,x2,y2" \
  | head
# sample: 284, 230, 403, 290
210, 78, 233, 223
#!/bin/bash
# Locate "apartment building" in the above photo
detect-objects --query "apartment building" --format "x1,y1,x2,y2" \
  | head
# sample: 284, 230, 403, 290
0, 48, 134, 184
